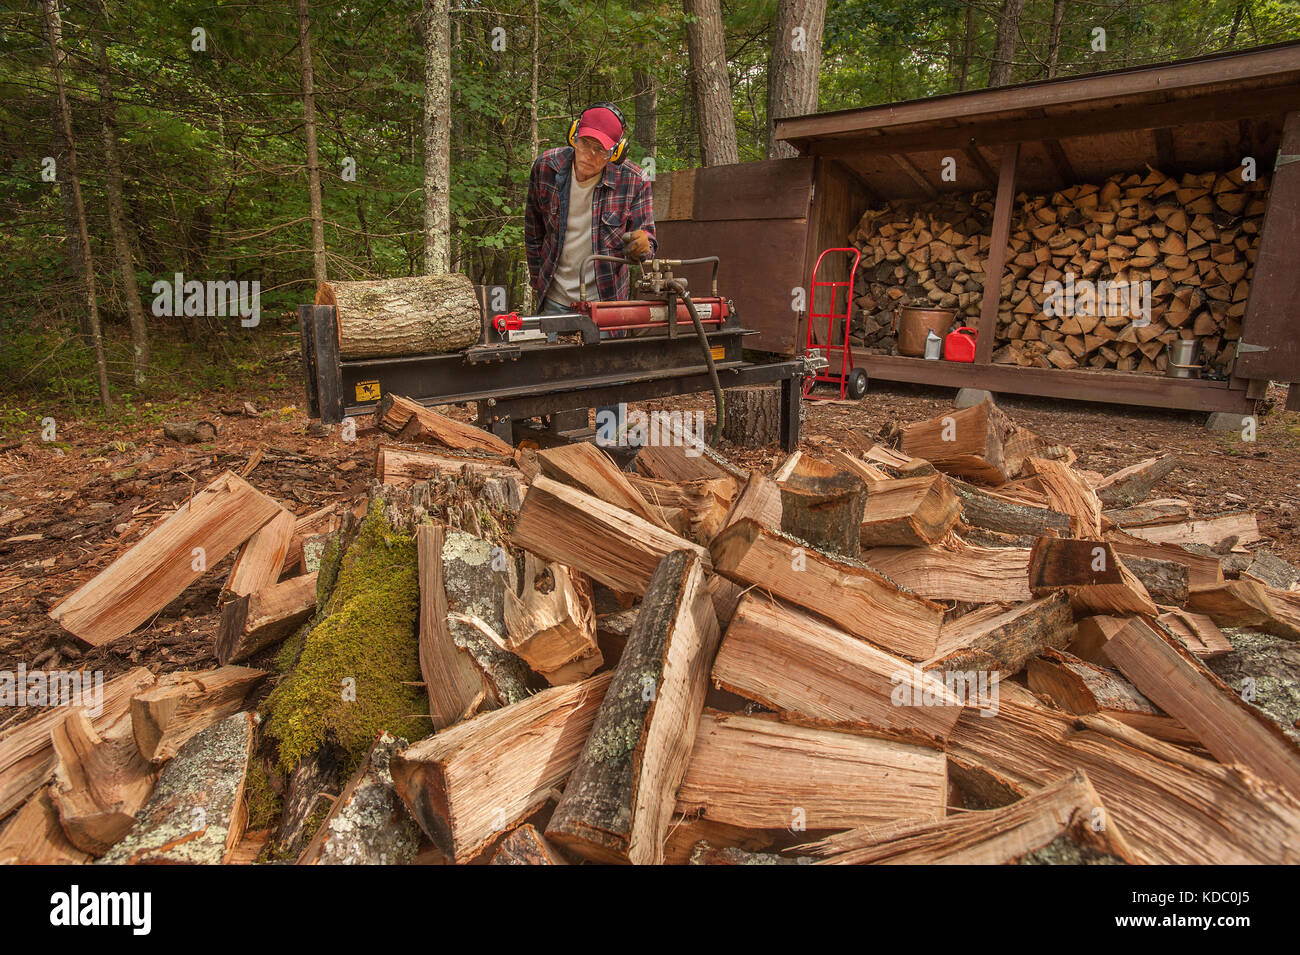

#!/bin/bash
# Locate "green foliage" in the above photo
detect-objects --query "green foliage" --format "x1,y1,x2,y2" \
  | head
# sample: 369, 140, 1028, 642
2, 0, 1298, 405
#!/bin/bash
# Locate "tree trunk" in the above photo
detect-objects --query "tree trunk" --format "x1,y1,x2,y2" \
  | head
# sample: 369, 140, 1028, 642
529, 0, 540, 163
684, 0, 738, 166
422, 0, 452, 273
957, 1, 976, 92
43, 0, 111, 409
298, 0, 327, 285
1046, 0, 1067, 78
632, 63, 657, 159
49, 97, 90, 339
720, 385, 780, 447
987, 0, 1027, 87
765, 0, 826, 160
94, 6, 149, 383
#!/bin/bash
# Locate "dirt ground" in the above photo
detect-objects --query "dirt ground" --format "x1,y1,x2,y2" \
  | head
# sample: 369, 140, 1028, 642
2, 375, 1298, 734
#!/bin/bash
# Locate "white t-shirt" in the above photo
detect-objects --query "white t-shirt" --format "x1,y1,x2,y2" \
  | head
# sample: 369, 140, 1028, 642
545, 172, 600, 306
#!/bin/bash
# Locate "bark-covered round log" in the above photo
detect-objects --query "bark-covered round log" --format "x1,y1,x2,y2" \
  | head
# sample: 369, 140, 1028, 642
317, 274, 480, 358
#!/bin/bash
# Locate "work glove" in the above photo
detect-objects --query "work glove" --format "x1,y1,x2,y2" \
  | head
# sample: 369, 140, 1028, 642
621, 229, 651, 258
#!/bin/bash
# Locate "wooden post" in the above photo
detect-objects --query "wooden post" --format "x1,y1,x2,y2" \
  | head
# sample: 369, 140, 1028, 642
298, 304, 320, 419
780, 375, 801, 452
1235, 110, 1300, 385
975, 143, 1020, 366
312, 305, 343, 424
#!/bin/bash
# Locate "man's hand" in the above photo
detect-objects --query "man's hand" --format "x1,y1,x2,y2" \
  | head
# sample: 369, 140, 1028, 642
621, 229, 651, 258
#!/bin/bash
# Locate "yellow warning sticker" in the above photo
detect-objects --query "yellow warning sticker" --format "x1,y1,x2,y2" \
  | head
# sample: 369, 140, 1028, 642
710, 345, 726, 361
355, 380, 381, 402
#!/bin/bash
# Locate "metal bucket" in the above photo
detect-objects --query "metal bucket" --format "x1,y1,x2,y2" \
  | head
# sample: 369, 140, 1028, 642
924, 331, 943, 360
895, 306, 956, 357
1166, 339, 1200, 378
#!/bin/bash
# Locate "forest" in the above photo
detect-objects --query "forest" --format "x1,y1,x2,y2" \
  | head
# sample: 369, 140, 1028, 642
2, 0, 1298, 416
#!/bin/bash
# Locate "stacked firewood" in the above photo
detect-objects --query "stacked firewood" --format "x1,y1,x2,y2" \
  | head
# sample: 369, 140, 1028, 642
848, 166, 1270, 375
6, 395, 1300, 864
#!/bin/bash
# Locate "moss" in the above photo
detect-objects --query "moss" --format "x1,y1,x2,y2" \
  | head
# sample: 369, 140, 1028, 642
263, 500, 427, 772
243, 758, 283, 832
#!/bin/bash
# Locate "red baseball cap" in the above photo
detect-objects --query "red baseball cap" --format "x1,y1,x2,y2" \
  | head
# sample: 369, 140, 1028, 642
575, 106, 623, 151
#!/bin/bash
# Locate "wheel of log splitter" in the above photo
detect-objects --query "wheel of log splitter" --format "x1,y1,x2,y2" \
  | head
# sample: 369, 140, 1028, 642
847, 368, 868, 400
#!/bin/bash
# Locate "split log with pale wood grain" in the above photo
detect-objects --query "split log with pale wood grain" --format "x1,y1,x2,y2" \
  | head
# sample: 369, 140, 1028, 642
709, 518, 945, 661
923, 592, 1073, 674
217, 572, 317, 665
675, 711, 948, 834
130, 665, 269, 763
375, 394, 514, 456
513, 476, 711, 595
945, 694, 1300, 864
0, 667, 156, 819
1106, 617, 1300, 799
49, 471, 283, 646
50, 709, 160, 856
805, 771, 1135, 865
858, 475, 960, 546
503, 553, 601, 685
712, 593, 964, 744
390, 672, 612, 864
899, 398, 1015, 485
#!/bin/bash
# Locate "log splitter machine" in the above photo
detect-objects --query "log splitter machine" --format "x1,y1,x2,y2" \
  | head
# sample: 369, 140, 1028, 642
299, 252, 825, 451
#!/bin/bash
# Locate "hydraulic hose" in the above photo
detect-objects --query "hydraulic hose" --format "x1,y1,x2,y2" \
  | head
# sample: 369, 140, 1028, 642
669, 278, 724, 445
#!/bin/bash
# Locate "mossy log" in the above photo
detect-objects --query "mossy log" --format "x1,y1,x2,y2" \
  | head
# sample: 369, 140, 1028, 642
317, 274, 481, 359
265, 493, 429, 769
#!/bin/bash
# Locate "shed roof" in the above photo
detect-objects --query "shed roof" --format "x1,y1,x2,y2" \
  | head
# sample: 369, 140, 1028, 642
777, 42, 1300, 199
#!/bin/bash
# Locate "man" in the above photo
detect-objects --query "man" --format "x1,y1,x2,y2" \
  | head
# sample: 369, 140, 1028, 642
524, 103, 655, 445
524, 103, 656, 320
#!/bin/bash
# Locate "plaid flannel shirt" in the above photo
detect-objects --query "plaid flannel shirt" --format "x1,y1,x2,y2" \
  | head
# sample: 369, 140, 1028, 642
525, 146, 657, 305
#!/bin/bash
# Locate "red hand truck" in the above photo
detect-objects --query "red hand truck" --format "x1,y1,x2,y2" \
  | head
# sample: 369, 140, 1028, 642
801, 247, 868, 401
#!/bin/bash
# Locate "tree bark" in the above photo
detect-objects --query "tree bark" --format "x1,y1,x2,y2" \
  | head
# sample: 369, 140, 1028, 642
1046, 0, 1067, 78
684, 0, 738, 166
632, 63, 657, 159
43, 0, 111, 408
957, 1, 976, 91
529, 0, 540, 163
721, 385, 780, 447
422, 0, 452, 272
316, 274, 480, 358
93, 0, 148, 383
765, 0, 826, 160
987, 0, 1027, 87
298, 0, 327, 285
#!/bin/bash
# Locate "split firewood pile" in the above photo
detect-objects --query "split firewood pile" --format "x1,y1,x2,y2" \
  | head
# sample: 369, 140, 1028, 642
4, 392, 1300, 864
848, 166, 1269, 375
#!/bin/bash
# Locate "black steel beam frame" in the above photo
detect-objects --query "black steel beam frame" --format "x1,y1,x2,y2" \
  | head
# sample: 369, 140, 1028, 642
299, 304, 805, 451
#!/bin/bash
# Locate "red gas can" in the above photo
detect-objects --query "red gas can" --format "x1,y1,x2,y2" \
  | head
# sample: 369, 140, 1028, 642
944, 327, 977, 362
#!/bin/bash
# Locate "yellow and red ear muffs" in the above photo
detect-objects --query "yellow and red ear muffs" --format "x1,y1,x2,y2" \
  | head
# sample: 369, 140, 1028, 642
567, 101, 629, 164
